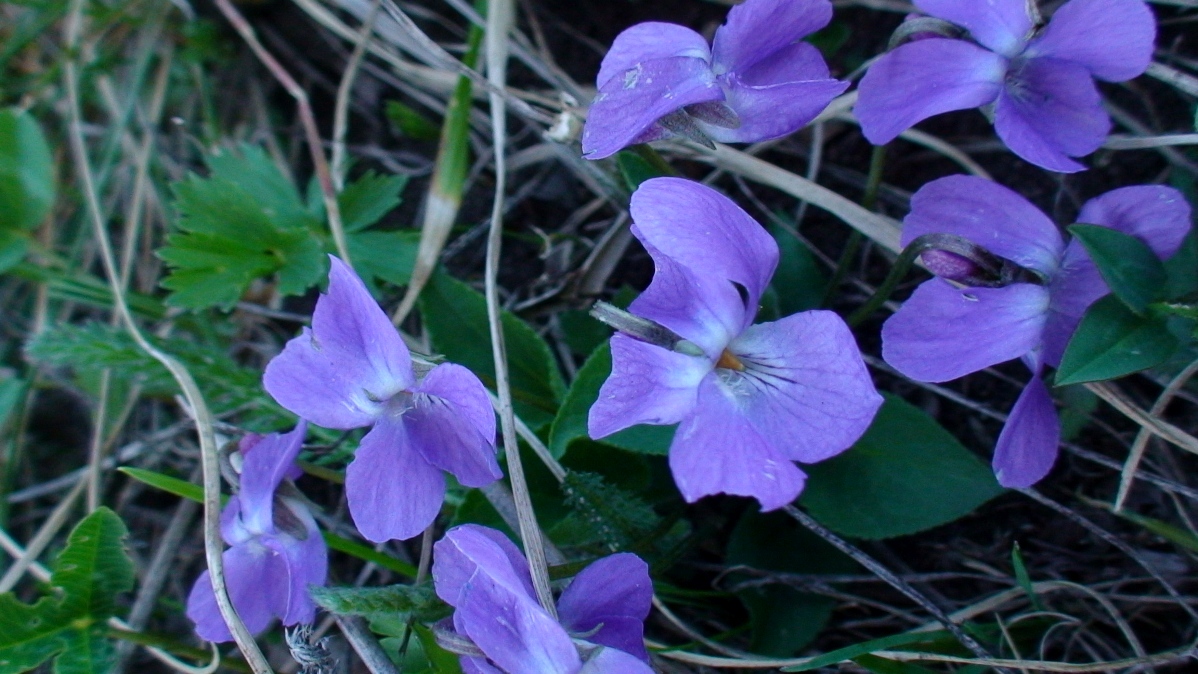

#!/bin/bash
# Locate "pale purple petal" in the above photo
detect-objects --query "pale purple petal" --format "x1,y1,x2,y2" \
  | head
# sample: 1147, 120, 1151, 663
915, 0, 1033, 56
579, 647, 656, 674
461, 659, 502, 674
272, 499, 328, 625
558, 553, 652, 661
1025, 0, 1155, 81
346, 418, 445, 542
597, 23, 711, 88
455, 575, 581, 674
729, 311, 883, 464
630, 248, 750, 358
708, 76, 849, 143
588, 334, 709, 439
882, 280, 1050, 382
264, 256, 413, 429
236, 421, 307, 535
711, 0, 832, 73
993, 375, 1060, 488
1042, 242, 1105, 369
670, 376, 807, 510
855, 39, 1006, 146
1076, 186, 1193, 260
582, 57, 722, 160
994, 57, 1109, 173
434, 525, 535, 608
408, 363, 501, 488
630, 177, 778, 339
187, 542, 290, 642
903, 175, 1064, 275
737, 41, 830, 85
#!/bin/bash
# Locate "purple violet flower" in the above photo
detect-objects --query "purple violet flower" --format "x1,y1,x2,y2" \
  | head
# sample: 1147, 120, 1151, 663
187, 422, 328, 642
854, 0, 1156, 172
433, 524, 654, 674
581, 0, 849, 160
263, 257, 500, 542
882, 175, 1191, 487
588, 177, 882, 510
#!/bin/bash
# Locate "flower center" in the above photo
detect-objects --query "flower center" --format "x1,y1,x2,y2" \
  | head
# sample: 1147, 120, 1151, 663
715, 348, 745, 371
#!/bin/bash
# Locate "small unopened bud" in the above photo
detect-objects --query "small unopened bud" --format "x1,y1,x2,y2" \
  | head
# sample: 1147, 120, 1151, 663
920, 249, 985, 283
907, 233, 1046, 288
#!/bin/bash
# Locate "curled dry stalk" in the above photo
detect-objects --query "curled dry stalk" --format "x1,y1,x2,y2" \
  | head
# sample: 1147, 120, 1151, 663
61, 0, 271, 669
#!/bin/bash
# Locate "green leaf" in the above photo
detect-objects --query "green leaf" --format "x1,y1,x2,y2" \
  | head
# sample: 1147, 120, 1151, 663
1068, 224, 1167, 314
1011, 543, 1044, 612
1164, 230, 1198, 300
726, 510, 855, 656
412, 624, 463, 673
782, 630, 949, 671
0, 508, 133, 674
309, 583, 448, 623
548, 342, 674, 458
0, 229, 28, 274
348, 230, 420, 289
769, 222, 827, 315
421, 271, 565, 428
615, 151, 662, 191
118, 467, 207, 504
0, 108, 55, 232
338, 171, 408, 233
852, 654, 939, 674
385, 101, 441, 141
800, 394, 1003, 539
1055, 295, 1179, 386
559, 470, 663, 551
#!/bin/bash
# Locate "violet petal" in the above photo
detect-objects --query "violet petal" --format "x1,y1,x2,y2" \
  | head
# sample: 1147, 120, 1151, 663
993, 375, 1061, 488
558, 553, 653, 661
346, 417, 446, 542
455, 574, 581, 674
264, 256, 413, 429
994, 57, 1109, 173
1025, 0, 1155, 82
187, 542, 289, 642
433, 524, 536, 608
597, 22, 711, 88
711, 0, 833, 74
729, 311, 883, 464
578, 647, 657, 674
271, 499, 328, 625
903, 175, 1064, 275
855, 39, 1006, 146
236, 421, 307, 536
408, 363, 501, 488
582, 57, 722, 160
881, 280, 1050, 382
588, 333, 708, 440
914, 0, 1033, 56
670, 375, 807, 510
710, 75, 849, 143
1076, 185, 1192, 260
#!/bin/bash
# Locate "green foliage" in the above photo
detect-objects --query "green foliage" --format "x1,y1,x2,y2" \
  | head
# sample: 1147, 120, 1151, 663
726, 510, 855, 656
616, 150, 665, 191
0, 108, 55, 273
25, 322, 282, 424
310, 583, 448, 624
549, 342, 674, 458
385, 101, 440, 141
1055, 295, 1178, 386
159, 145, 411, 309
0, 508, 133, 674
768, 222, 827, 316
421, 271, 565, 428
1068, 224, 1167, 315
800, 394, 1003, 539
559, 470, 663, 551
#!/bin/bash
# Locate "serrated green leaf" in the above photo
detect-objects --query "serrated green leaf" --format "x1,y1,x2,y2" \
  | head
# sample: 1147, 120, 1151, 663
1055, 295, 1179, 386
205, 145, 317, 229
348, 230, 420, 288
0, 508, 132, 674
0, 108, 55, 233
1069, 224, 1167, 314
338, 171, 408, 233
310, 583, 448, 623
560, 470, 662, 551
800, 394, 1003, 539
421, 272, 564, 428
548, 342, 673, 458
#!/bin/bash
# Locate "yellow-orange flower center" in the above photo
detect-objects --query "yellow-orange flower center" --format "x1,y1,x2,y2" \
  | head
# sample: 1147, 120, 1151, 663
715, 349, 745, 371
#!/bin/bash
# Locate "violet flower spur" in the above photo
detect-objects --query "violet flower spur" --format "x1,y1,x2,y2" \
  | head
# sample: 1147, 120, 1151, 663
881, 175, 1191, 488
263, 256, 500, 542
588, 177, 882, 510
581, 0, 849, 160
186, 421, 328, 642
432, 524, 654, 674
854, 0, 1156, 172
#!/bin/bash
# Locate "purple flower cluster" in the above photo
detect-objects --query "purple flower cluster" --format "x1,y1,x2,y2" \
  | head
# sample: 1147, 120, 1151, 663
856, 0, 1155, 172
264, 257, 500, 542
433, 524, 654, 673
882, 176, 1191, 486
187, 422, 327, 642
589, 177, 882, 509
582, 0, 847, 159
